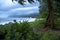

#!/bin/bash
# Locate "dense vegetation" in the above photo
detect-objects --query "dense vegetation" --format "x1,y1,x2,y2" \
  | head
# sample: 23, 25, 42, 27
0, 19, 60, 40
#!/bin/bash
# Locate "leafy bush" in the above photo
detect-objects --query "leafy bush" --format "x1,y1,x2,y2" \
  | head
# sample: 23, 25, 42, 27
0, 20, 60, 40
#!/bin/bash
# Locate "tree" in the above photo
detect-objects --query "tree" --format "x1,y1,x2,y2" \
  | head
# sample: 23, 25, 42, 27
44, 0, 54, 29
12, 0, 55, 29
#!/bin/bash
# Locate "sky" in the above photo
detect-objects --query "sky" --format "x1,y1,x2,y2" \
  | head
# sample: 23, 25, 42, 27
0, 0, 39, 24
0, 0, 39, 18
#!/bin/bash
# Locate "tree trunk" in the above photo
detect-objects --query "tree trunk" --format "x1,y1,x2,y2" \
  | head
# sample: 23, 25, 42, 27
44, 0, 54, 29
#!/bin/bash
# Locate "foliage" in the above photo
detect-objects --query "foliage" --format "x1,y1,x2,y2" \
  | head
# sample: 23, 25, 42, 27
0, 20, 60, 40
0, 20, 41, 40
41, 30, 58, 40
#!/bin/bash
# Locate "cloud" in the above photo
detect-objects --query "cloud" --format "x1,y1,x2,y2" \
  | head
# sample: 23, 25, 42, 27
9, 6, 38, 11
0, 0, 39, 10
0, 0, 39, 18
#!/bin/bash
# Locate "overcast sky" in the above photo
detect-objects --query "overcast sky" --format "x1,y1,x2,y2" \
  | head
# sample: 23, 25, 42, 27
0, 0, 39, 18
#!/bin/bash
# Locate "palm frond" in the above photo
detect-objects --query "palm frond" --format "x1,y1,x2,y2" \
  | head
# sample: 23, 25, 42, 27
12, 0, 37, 5
18, 0, 25, 5
28, 0, 34, 3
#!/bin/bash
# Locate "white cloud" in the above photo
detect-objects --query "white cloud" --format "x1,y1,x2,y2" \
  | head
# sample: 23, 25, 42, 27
0, 0, 39, 18
0, 0, 39, 24
9, 6, 38, 11
0, 6, 39, 18
0, 0, 39, 9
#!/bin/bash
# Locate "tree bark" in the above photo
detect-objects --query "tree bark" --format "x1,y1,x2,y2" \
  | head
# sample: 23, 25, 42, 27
44, 0, 54, 29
